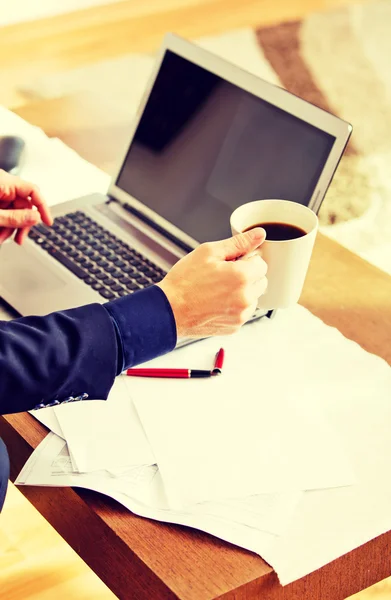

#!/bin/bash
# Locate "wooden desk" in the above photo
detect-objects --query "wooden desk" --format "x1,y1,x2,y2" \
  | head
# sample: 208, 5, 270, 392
1, 95, 391, 600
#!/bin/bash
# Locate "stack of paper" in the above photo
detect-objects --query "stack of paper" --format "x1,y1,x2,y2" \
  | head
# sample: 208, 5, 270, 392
20, 304, 391, 586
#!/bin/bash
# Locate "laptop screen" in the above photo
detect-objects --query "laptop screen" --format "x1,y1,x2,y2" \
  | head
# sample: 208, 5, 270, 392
116, 50, 335, 243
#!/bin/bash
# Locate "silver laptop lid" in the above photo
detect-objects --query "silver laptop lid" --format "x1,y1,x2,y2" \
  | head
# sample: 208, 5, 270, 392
108, 33, 352, 251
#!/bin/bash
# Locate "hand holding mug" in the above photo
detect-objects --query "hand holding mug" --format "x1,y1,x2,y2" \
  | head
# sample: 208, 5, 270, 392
231, 199, 318, 310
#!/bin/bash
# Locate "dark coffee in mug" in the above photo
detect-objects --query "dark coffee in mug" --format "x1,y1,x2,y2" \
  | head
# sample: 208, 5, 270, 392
244, 221, 307, 241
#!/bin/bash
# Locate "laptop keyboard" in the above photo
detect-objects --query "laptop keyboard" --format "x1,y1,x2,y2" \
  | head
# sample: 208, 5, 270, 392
28, 211, 167, 300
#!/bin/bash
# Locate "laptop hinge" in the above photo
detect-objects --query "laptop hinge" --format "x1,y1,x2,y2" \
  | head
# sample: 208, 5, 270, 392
108, 197, 194, 254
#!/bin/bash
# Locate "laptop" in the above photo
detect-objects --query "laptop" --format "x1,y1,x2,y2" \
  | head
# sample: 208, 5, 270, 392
0, 33, 352, 334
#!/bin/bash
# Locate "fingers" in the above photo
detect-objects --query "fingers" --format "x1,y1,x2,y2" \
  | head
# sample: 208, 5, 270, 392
205, 228, 266, 261
0, 208, 40, 229
232, 252, 268, 284
0, 172, 53, 226
23, 184, 53, 226
253, 277, 268, 298
0, 228, 15, 244
14, 226, 31, 245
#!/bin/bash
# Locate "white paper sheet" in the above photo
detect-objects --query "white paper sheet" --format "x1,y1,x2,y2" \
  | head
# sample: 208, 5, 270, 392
29, 406, 64, 439
54, 377, 155, 472
127, 312, 355, 508
252, 305, 391, 585
15, 432, 302, 538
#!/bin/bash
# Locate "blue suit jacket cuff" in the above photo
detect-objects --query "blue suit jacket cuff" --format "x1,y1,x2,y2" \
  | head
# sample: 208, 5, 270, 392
104, 285, 177, 372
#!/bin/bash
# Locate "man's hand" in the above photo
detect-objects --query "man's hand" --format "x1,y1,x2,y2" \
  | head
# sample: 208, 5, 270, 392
157, 228, 268, 338
0, 169, 53, 245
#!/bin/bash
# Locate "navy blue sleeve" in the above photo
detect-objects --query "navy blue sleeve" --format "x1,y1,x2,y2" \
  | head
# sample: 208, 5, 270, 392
0, 286, 177, 415
104, 285, 177, 373
0, 303, 118, 415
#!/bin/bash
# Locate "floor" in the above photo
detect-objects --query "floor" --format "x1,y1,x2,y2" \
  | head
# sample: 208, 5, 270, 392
1, 483, 116, 599
1, 1, 390, 598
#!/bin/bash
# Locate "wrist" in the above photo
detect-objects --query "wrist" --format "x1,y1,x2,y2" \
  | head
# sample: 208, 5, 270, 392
156, 281, 187, 338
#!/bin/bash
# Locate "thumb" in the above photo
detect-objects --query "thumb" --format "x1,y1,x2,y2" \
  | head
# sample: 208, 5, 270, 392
216, 227, 266, 261
0, 208, 40, 229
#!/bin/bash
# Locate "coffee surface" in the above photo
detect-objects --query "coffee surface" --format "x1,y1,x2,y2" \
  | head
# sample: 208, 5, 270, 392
244, 222, 306, 241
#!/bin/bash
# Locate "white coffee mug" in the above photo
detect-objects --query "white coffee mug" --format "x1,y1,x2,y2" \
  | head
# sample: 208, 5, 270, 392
230, 199, 318, 310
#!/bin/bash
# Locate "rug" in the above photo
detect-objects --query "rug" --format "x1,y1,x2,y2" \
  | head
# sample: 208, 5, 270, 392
19, 0, 391, 274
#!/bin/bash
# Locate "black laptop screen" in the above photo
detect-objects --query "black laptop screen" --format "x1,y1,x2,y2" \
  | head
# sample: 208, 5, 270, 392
116, 50, 335, 243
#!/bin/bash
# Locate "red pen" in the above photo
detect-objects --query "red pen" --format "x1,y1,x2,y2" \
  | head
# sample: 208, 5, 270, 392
126, 368, 213, 379
212, 348, 225, 375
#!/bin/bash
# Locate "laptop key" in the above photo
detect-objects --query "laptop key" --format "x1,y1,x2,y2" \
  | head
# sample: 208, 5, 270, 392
48, 248, 88, 279
128, 258, 141, 266
127, 282, 142, 291
151, 274, 163, 282
117, 289, 128, 297
92, 282, 104, 291
100, 248, 112, 258
35, 224, 51, 236
96, 259, 109, 269
119, 276, 131, 285
85, 276, 97, 285
138, 277, 150, 286
118, 248, 131, 257
102, 277, 115, 287
110, 283, 124, 292
122, 265, 135, 274
99, 288, 115, 300
144, 268, 159, 278
88, 266, 101, 275
132, 260, 143, 268
138, 264, 151, 273
114, 259, 126, 268
67, 249, 79, 259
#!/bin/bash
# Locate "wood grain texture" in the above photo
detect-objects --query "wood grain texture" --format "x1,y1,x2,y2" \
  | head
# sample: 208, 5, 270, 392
0, 482, 116, 600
